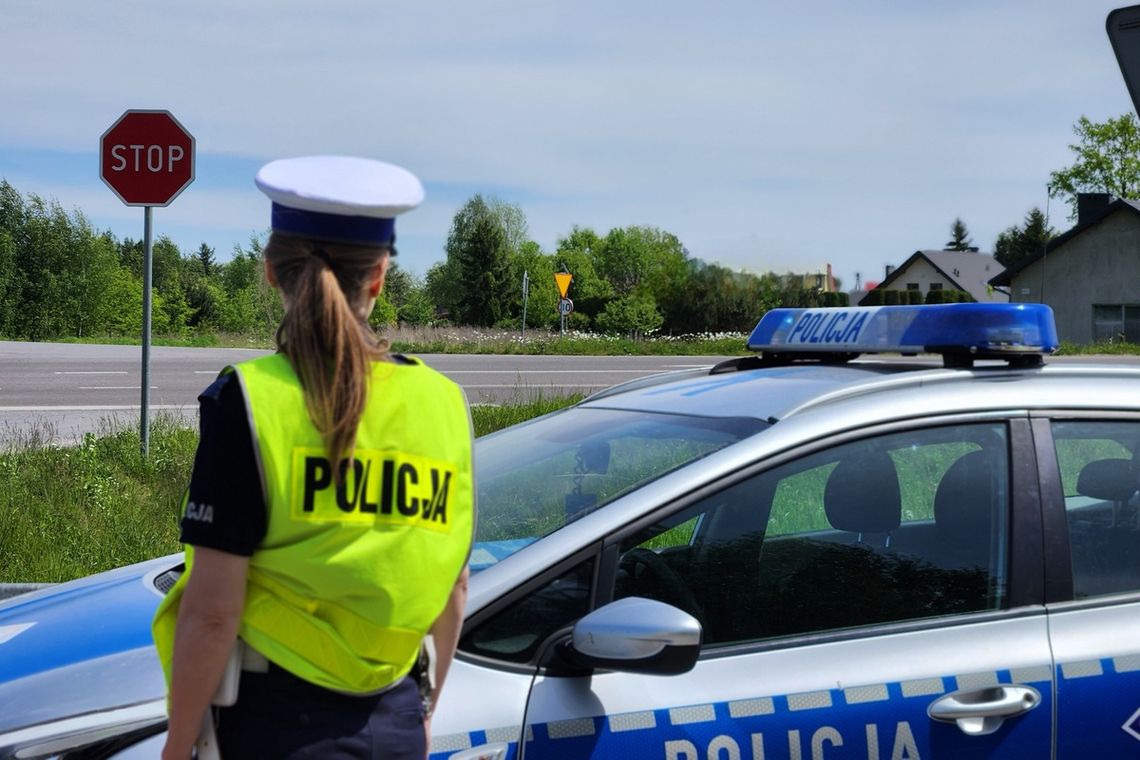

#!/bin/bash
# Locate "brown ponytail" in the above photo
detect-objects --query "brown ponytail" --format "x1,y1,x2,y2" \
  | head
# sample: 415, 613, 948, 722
263, 232, 389, 469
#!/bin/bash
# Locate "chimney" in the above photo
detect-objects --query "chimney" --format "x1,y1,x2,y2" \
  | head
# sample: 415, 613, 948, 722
1077, 192, 1112, 226
826, 263, 833, 292
885, 264, 895, 278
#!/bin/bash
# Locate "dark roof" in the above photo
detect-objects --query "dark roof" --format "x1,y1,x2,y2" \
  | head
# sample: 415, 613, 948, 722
865, 250, 1006, 303
988, 199, 1140, 286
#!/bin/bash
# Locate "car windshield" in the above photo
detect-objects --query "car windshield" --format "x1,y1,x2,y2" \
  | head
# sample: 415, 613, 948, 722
470, 406, 767, 571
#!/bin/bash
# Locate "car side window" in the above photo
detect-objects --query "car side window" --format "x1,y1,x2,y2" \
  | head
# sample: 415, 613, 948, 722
614, 423, 1010, 647
1050, 420, 1140, 599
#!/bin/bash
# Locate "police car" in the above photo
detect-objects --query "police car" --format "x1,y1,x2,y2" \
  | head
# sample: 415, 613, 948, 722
3, 303, 1140, 759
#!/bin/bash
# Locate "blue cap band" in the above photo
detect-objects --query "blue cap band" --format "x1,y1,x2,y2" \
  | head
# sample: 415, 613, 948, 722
271, 203, 395, 246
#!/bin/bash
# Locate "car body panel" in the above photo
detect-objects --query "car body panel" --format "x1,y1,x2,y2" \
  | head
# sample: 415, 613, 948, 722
0, 555, 173, 686
518, 614, 1053, 759
1048, 600, 1140, 757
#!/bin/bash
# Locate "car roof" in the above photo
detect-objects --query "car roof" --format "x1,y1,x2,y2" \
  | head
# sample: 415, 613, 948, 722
579, 357, 1140, 423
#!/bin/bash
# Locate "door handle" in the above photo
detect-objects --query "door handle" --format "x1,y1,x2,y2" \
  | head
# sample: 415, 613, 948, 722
447, 742, 508, 760
927, 685, 1042, 736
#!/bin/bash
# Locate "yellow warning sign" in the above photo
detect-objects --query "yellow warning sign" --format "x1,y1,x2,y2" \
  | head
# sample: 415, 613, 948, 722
554, 272, 573, 298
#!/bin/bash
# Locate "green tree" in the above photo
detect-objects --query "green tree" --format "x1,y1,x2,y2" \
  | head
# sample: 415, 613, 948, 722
993, 207, 1056, 270
445, 195, 511, 326
183, 272, 225, 329
505, 241, 556, 329
487, 198, 529, 258
115, 235, 192, 334
587, 225, 690, 333
381, 262, 414, 311
218, 287, 260, 334
70, 229, 121, 338
99, 269, 141, 335
593, 226, 689, 299
668, 262, 781, 333
0, 228, 16, 337
553, 227, 613, 325
396, 286, 437, 326
944, 218, 973, 251
1049, 113, 1140, 220
196, 243, 216, 276
220, 242, 263, 295
9, 194, 119, 340
369, 294, 398, 328
218, 237, 280, 336
424, 258, 462, 324
0, 182, 25, 336
117, 235, 184, 295
381, 262, 436, 326
594, 294, 664, 337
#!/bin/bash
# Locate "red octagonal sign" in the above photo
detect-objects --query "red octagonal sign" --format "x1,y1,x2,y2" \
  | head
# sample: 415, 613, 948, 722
100, 110, 195, 206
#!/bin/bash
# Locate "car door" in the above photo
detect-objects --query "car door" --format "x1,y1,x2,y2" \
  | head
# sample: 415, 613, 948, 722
1035, 416, 1140, 758
517, 418, 1054, 758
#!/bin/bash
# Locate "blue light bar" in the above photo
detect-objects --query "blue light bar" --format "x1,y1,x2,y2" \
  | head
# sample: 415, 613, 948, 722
747, 303, 1059, 359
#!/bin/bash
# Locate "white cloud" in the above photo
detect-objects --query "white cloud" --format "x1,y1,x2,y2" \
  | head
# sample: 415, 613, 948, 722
2, 0, 1135, 286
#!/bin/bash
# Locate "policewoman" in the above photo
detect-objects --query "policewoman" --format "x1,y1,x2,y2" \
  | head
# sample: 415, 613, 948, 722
152, 156, 473, 759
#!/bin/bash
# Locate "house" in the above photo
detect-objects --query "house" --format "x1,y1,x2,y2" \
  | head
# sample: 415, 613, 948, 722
989, 194, 1140, 344
785, 264, 839, 293
858, 250, 1007, 305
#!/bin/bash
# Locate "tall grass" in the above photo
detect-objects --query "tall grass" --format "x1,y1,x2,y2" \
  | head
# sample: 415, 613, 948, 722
471, 394, 584, 436
58, 325, 1140, 357
64, 325, 749, 356
0, 397, 582, 583
0, 414, 197, 583
1058, 339, 1140, 355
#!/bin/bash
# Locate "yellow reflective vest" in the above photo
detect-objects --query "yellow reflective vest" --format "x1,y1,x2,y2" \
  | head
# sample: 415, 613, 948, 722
153, 353, 474, 694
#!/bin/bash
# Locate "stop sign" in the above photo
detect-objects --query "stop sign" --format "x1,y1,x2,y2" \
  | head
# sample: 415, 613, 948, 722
100, 110, 195, 206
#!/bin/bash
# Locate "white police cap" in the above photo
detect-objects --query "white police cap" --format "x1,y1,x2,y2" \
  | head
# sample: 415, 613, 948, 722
255, 155, 424, 249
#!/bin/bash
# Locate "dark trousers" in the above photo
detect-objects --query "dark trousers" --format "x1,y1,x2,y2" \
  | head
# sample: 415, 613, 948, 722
216, 667, 425, 759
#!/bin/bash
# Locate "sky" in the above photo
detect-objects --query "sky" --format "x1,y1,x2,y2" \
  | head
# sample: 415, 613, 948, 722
2, 0, 1137, 292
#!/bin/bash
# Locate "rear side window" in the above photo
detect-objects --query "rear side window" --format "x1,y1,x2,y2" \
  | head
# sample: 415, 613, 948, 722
1051, 421, 1140, 599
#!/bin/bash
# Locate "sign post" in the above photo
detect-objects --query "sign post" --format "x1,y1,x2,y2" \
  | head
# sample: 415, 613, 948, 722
100, 110, 195, 457
554, 269, 573, 334
521, 269, 530, 338
558, 298, 574, 332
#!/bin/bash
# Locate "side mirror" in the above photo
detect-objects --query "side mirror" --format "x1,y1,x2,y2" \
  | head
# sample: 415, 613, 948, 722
558, 597, 701, 676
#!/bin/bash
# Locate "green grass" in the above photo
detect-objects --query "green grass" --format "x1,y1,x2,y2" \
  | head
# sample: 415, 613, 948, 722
471, 394, 584, 436
0, 414, 198, 583
0, 396, 582, 583
1057, 339, 1140, 355
61, 331, 268, 349
60, 326, 749, 356
57, 325, 1140, 357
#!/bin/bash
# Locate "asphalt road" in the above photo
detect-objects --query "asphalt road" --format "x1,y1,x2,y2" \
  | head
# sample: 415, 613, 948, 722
0, 341, 729, 444
4, 341, 1137, 446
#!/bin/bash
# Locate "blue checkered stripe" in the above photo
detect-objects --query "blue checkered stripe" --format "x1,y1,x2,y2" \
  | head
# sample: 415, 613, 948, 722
1055, 653, 1140, 755
428, 666, 1058, 759
1058, 653, 1140, 680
